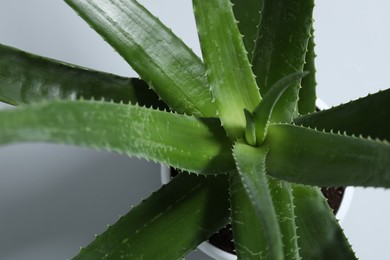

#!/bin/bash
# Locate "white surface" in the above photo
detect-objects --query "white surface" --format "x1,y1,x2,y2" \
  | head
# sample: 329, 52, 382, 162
1, 1, 389, 259
315, 2, 390, 259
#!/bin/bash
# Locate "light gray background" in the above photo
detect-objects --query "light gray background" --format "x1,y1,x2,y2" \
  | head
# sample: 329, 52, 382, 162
0, 1, 389, 259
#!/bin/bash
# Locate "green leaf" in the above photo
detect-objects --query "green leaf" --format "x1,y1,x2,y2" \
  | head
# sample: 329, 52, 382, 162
230, 173, 275, 260
231, 0, 263, 60
266, 124, 390, 188
267, 179, 300, 260
252, 0, 314, 123
234, 143, 300, 259
0, 100, 234, 174
193, 0, 261, 139
232, 143, 283, 260
244, 109, 257, 146
75, 173, 230, 259
292, 185, 357, 260
0, 44, 167, 109
295, 88, 390, 140
252, 72, 308, 145
65, 0, 216, 117
298, 25, 317, 115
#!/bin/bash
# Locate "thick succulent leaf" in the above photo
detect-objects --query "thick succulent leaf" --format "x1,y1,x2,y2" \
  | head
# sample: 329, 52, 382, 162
244, 109, 257, 146
293, 185, 357, 259
232, 143, 283, 260
266, 124, 390, 187
252, 0, 314, 123
252, 72, 307, 145
75, 173, 230, 259
193, 0, 261, 139
267, 178, 300, 260
298, 25, 317, 115
230, 173, 275, 260
0, 44, 167, 109
295, 88, 390, 140
65, 0, 216, 117
231, 0, 263, 60
0, 100, 234, 174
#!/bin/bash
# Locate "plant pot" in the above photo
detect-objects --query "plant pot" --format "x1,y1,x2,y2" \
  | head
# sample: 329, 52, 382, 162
160, 99, 354, 260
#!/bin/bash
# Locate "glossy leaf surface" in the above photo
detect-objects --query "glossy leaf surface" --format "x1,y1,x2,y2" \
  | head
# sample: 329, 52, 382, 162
252, 0, 314, 123
230, 173, 274, 260
233, 143, 283, 260
0, 44, 166, 109
293, 185, 357, 259
298, 25, 317, 115
266, 124, 390, 187
75, 173, 230, 259
252, 72, 307, 145
65, 0, 216, 117
268, 178, 300, 260
231, 0, 263, 60
193, 0, 261, 138
295, 88, 390, 140
0, 100, 234, 174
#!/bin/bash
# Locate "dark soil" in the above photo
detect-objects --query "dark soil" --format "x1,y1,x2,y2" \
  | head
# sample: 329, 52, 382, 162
208, 186, 346, 255
320, 186, 345, 214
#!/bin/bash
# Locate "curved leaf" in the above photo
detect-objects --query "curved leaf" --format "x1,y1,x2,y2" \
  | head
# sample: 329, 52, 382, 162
0, 100, 234, 174
267, 178, 300, 260
65, 0, 216, 117
266, 124, 390, 188
252, 0, 314, 123
75, 173, 230, 259
298, 25, 317, 115
193, 0, 261, 138
0, 44, 167, 109
252, 72, 307, 145
234, 143, 300, 259
231, 0, 263, 60
232, 144, 283, 260
230, 173, 274, 260
293, 185, 357, 259
295, 88, 390, 140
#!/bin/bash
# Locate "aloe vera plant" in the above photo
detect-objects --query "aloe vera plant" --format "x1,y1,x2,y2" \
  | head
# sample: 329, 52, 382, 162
0, 0, 389, 259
